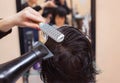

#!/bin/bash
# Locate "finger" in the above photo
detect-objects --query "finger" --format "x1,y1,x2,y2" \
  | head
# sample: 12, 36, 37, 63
28, 7, 40, 16
30, 11, 45, 23
26, 12, 44, 23
25, 7, 45, 22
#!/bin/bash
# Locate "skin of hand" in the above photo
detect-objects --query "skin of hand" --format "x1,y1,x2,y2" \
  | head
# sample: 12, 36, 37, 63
0, 7, 45, 32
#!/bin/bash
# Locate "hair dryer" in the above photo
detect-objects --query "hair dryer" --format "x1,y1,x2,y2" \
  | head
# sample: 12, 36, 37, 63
0, 41, 53, 83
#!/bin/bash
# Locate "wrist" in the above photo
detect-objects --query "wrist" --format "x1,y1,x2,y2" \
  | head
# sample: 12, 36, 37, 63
10, 14, 18, 26
0, 16, 15, 32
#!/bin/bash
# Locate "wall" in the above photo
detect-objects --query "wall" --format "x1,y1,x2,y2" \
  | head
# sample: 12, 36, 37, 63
0, 0, 20, 63
0, 0, 22, 83
1, 0, 120, 83
96, 0, 120, 83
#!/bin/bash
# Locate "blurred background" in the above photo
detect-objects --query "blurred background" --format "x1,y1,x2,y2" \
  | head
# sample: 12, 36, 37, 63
0, 0, 120, 83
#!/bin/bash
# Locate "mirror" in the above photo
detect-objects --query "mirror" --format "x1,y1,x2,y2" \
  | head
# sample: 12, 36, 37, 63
16, 0, 96, 83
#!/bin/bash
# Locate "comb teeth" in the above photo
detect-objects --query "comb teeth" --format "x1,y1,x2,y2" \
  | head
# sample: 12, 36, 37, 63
39, 23, 64, 42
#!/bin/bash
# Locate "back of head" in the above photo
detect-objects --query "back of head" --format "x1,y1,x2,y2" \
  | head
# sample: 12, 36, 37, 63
41, 26, 96, 83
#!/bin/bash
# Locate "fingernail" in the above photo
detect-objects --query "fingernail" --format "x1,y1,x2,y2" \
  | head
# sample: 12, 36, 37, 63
36, 27, 40, 31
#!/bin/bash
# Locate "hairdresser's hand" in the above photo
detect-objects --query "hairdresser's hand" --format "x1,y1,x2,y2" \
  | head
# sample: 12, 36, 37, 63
14, 7, 45, 29
43, 0, 57, 8
0, 7, 45, 32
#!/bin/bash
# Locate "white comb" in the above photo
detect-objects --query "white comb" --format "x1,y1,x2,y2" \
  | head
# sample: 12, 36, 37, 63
39, 23, 64, 42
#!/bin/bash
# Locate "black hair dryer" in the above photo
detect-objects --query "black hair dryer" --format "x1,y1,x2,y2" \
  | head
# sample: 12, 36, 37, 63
0, 41, 53, 83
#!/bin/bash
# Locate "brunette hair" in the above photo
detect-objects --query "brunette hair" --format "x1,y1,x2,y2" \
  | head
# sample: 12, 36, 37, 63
41, 26, 97, 83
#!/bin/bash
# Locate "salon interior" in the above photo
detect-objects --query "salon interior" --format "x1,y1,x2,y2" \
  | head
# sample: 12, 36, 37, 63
0, 0, 120, 83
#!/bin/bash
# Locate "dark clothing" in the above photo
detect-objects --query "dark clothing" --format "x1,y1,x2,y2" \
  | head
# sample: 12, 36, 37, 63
0, 29, 12, 39
21, 3, 42, 11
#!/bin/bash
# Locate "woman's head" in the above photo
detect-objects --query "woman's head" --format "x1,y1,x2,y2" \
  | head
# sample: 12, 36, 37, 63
53, 7, 67, 26
41, 26, 96, 83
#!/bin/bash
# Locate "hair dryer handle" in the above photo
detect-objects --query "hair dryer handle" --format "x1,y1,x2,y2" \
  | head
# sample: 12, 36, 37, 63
0, 41, 53, 83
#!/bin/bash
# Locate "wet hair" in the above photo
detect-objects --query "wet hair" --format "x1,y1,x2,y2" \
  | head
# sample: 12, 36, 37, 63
41, 26, 97, 83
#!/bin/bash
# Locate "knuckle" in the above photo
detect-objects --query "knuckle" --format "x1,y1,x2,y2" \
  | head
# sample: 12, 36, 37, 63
23, 11, 29, 18
25, 7, 31, 10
